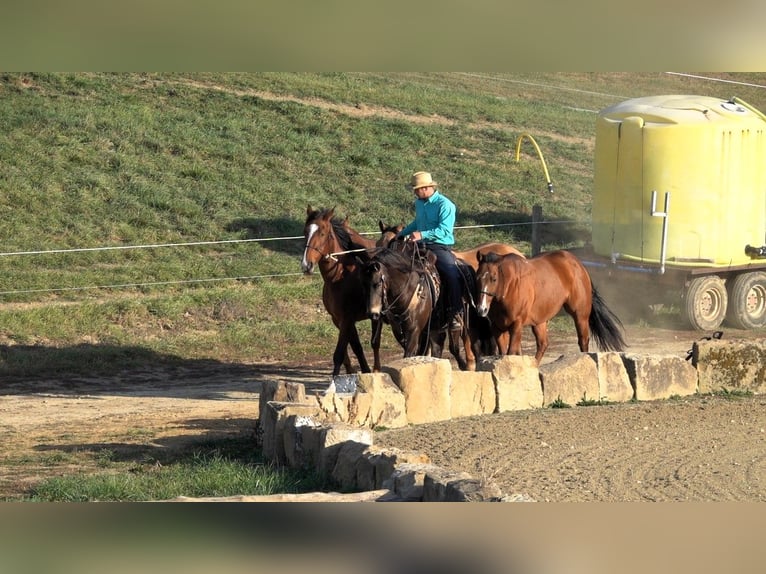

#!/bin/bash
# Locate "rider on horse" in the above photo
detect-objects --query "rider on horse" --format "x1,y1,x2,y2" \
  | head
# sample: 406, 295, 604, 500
398, 171, 464, 331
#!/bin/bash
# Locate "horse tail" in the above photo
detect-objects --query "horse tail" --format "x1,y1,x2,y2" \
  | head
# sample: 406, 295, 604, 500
589, 286, 627, 352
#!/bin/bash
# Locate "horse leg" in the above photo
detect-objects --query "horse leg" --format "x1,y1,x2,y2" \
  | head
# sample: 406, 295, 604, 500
460, 305, 477, 370
332, 331, 351, 377
429, 329, 445, 358
494, 328, 510, 355
403, 325, 423, 357
530, 322, 549, 364
346, 322, 371, 374
369, 318, 383, 372
573, 313, 591, 353
509, 322, 524, 356
461, 328, 476, 371
447, 328, 468, 371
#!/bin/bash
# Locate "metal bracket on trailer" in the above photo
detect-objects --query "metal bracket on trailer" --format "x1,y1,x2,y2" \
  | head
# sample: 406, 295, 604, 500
650, 190, 670, 274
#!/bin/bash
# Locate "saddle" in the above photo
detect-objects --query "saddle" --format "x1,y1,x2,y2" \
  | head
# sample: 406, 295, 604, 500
394, 239, 441, 305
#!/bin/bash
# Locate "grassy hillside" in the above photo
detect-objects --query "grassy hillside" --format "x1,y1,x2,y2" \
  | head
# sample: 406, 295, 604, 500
1, 72, 764, 375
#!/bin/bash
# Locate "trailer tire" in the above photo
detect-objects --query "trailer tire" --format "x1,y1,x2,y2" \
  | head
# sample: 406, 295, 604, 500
725, 271, 766, 329
683, 275, 727, 331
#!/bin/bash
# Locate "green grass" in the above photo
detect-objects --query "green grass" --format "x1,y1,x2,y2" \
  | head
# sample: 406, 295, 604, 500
19, 443, 327, 502
548, 397, 572, 409
3, 72, 763, 374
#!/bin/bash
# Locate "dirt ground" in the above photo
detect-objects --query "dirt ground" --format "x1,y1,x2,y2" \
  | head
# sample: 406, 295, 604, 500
1, 322, 765, 501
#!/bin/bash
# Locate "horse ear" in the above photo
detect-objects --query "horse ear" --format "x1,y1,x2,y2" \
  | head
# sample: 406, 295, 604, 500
477, 250, 485, 263
306, 204, 313, 216
327, 206, 336, 219
378, 220, 385, 232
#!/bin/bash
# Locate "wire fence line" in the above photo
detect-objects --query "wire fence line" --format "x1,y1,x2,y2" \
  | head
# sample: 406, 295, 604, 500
0, 220, 578, 297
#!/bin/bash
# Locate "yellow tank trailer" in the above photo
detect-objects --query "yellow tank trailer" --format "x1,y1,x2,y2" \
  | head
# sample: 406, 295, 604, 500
583, 95, 766, 330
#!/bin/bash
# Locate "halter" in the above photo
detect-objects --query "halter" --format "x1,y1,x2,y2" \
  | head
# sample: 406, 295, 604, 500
478, 289, 496, 300
373, 263, 430, 326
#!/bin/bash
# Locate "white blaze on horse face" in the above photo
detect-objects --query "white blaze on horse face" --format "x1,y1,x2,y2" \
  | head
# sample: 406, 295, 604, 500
368, 272, 384, 317
301, 223, 319, 273
476, 269, 492, 317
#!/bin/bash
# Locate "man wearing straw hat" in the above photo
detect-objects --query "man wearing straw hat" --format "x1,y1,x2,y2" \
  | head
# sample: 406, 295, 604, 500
399, 171, 464, 330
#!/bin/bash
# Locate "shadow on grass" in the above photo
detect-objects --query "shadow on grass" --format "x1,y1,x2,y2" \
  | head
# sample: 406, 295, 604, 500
0, 342, 331, 398
33, 417, 261, 466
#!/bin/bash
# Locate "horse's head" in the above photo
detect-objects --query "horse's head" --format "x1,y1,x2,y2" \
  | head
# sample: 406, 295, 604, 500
475, 250, 503, 317
361, 258, 386, 320
301, 205, 335, 274
377, 221, 404, 248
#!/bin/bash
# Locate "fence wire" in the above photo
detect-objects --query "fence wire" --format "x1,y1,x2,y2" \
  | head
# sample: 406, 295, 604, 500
0, 221, 577, 297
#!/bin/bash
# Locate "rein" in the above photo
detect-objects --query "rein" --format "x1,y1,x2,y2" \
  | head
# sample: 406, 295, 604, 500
325, 247, 375, 261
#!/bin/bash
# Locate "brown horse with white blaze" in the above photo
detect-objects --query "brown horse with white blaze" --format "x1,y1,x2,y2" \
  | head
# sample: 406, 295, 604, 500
475, 249, 626, 364
301, 206, 381, 376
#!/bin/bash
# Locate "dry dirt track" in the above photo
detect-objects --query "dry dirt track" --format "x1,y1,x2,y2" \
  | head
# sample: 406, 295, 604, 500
1, 324, 765, 501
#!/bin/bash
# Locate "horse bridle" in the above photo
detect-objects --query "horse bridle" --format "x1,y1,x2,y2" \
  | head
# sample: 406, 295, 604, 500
477, 270, 498, 302
478, 288, 496, 300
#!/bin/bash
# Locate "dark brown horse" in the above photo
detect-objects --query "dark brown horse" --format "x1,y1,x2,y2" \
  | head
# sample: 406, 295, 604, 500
475, 250, 626, 364
363, 244, 438, 360
301, 206, 380, 376
362, 241, 479, 371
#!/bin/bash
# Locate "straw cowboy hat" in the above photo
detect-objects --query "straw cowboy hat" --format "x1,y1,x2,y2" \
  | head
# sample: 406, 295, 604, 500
410, 171, 438, 190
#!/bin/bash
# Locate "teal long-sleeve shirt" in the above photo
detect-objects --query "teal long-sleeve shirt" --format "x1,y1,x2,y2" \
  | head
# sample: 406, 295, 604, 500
399, 191, 456, 246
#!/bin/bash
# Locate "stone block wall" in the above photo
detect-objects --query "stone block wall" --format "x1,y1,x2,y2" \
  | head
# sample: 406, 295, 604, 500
256, 338, 763, 502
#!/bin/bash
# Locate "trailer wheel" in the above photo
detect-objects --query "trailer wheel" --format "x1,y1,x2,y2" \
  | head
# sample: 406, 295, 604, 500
683, 275, 728, 331
725, 271, 766, 329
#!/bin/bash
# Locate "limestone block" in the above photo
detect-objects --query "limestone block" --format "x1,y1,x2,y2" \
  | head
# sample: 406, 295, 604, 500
282, 414, 323, 469
449, 370, 497, 418
355, 445, 431, 492
443, 478, 504, 502
382, 357, 452, 424
383, 462, 445, 502
317, 389, 353, 423
478, 355, 542, 412
259, 380, 306, 422
354, 372, 408, 429
622, 354, 697, 401
539, 353, 599, 407
261, 401, 323, 463
694, 339, 766, 394
589, 352, 634, 402
422, 467, 475, 502
331, 440, 372, 491
318, 423, 374, 475
347, 391, 373, 427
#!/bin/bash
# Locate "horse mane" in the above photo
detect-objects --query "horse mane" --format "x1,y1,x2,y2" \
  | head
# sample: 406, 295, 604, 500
372, 248, 416, 274
480, 251, 509, 264
329, 217, 357, 252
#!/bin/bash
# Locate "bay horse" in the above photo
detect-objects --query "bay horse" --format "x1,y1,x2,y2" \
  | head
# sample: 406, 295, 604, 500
475, 250, 626, 364
301, 205, 381, 376
363, 241, 479, 371
363, 244, 439, 360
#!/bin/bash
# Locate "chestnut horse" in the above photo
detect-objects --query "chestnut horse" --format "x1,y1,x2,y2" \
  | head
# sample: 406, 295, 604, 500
301, 206, 381, 376
475, 250, 626, 364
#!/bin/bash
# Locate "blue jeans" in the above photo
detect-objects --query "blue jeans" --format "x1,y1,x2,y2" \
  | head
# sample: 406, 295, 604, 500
423, 242, 462, 319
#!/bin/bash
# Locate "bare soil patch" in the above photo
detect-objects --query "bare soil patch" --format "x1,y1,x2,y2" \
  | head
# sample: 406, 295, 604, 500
1, 323, 764, 501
